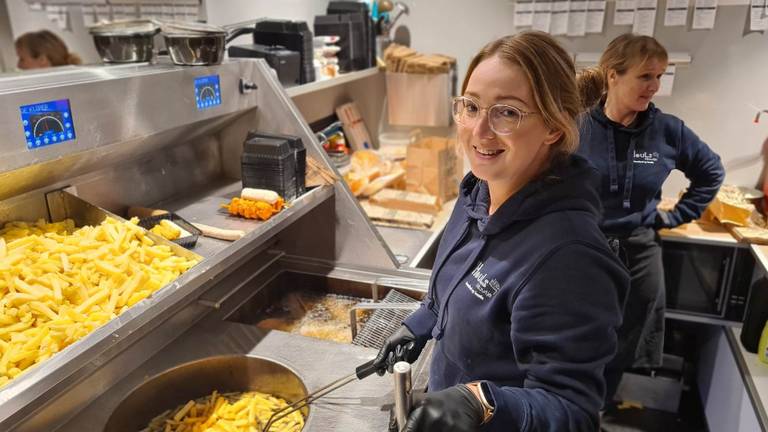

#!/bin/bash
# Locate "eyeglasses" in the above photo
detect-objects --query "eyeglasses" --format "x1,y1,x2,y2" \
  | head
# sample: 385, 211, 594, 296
451, 96, 537, 135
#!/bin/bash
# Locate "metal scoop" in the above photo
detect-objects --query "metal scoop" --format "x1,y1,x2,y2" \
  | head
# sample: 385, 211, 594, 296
261, 359, 379, 431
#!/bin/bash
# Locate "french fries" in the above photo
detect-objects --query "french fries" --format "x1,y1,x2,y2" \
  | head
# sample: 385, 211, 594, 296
150, 219, 184, 241
0, 217, 200, 388
145, 390, 304, 432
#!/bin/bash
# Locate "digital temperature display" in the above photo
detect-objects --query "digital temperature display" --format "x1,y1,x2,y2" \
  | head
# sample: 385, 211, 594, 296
20, 99, 76, 150
194, 75, 222, 110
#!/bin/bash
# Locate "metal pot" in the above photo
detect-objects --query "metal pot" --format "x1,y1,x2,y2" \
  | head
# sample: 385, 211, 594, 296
164, 32, 226, 66
89, 20, 160, 63
104, 355, 309, 432
160, 21, 255, 66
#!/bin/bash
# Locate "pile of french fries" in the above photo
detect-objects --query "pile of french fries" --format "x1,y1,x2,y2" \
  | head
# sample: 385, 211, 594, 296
0, 217, 199, 387
145, 390, 304, 432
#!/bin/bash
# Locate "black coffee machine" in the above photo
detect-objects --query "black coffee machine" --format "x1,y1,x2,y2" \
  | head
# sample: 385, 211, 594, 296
228, 44, 301, 87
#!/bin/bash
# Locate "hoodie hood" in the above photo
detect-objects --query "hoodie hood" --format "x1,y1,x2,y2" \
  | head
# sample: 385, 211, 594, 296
589, 100, 657, 135
460, 154, 603, 235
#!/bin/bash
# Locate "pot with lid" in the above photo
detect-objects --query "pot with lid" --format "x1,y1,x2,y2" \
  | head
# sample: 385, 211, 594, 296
89, 19, 160, 63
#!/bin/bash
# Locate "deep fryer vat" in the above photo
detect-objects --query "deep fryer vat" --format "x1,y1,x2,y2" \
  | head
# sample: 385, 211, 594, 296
104, 355, 309, 432
226, 272, 421, 345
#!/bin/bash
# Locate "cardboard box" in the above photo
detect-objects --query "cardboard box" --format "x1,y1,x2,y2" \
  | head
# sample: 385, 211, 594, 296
708, 196, 754, 227
370, 188, 440, 214
361, 202, 434, 229
405, 136, 460, 204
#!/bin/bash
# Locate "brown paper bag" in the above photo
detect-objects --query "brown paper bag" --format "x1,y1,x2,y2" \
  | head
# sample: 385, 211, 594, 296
405, 136, 460, 204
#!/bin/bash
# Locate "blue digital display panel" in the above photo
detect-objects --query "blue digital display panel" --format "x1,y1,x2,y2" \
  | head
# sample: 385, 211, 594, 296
194, 75, 222, 110
20, 99, 76, 150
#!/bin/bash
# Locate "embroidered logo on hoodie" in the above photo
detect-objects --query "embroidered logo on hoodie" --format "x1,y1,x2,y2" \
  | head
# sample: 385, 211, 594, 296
633, 151, 659, 165
465, 262, 501, 300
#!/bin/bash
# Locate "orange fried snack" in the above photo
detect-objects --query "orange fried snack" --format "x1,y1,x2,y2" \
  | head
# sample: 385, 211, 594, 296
222, 197, 285, 220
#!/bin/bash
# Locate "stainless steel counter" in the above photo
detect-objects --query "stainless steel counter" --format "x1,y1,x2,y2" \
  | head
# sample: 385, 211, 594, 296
59, 318, 398, 432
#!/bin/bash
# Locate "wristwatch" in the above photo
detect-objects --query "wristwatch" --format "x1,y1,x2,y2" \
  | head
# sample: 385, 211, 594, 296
465, 381, 495, 424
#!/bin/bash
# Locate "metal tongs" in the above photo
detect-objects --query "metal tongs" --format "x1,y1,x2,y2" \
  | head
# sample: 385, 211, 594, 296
261, 359, 380, 431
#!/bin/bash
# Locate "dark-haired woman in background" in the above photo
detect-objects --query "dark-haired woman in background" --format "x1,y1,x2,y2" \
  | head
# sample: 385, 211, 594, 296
15, 30, 82, 70
577, 33, 724, 407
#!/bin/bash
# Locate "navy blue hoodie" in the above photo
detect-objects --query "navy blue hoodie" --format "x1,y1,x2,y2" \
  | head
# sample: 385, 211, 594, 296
577, 102, 724, 235
404, 155, 629, 432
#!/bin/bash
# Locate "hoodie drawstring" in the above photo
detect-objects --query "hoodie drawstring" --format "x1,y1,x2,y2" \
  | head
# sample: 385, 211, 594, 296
607, 131, 619, 194
623, 138, 637, 210
607, 129, 637, 210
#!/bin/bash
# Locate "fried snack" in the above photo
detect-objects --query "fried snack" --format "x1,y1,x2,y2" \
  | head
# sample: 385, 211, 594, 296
150, 219, 183, 240
222, 197, 284, 221
144, 390, 304, 432
0, 217, 199, 388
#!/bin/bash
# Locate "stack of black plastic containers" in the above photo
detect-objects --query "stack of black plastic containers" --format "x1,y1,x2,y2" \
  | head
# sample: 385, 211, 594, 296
241, 132, 306, 202
314, 1, 376, 73
253, 20, 315, 84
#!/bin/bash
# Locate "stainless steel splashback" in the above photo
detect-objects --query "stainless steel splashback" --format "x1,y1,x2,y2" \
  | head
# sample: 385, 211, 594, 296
0, 58, 397, 269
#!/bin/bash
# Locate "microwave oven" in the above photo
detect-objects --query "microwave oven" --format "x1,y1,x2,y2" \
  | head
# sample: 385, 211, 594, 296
662, 239, 756, 323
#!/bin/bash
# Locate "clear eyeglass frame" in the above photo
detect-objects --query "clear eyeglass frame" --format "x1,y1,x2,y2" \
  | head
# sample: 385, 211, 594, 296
451, 96, 538, 135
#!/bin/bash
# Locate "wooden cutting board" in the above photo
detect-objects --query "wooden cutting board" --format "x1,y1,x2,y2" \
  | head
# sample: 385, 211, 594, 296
727, 225, 768, 245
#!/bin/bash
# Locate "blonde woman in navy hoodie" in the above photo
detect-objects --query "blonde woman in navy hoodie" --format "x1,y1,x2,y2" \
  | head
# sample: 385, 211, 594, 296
373, 32, 629, 431
577, 34, 724, 407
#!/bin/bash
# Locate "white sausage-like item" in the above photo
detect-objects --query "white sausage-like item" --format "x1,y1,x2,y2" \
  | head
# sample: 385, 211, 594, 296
191, 223, 245, 241
240, 188, 279, 204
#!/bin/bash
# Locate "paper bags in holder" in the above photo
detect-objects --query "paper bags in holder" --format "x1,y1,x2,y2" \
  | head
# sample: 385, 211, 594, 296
405, 136, 461, 205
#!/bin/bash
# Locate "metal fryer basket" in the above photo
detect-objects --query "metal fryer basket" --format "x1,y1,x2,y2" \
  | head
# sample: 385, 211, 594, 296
351, 290, 420, 349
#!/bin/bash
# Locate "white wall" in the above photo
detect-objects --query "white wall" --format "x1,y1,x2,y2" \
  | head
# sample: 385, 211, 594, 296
203, 0, 330, 45
396, 0, 768, 194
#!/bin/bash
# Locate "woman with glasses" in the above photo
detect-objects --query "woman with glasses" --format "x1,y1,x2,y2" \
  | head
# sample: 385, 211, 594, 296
373, 31, 629, 432
577, 34, 724, 408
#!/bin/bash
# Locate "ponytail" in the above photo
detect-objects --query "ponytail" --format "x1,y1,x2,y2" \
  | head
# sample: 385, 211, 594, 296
577, 67, 606, 111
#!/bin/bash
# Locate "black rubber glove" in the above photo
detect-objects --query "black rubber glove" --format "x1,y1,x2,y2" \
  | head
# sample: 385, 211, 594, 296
402, 385, 484, 432
373, 325, 425, 375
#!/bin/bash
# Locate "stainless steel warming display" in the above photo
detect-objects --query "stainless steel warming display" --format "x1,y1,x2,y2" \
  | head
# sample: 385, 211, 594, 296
0, 59, 429, 431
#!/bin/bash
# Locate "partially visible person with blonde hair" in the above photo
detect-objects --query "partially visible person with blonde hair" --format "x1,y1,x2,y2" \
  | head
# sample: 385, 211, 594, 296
15, 30, 82, 70
372, 31, 629, 432
576, 33, 724, 408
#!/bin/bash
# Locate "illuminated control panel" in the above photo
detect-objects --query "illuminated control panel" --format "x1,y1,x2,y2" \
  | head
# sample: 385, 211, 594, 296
20, 99, 76, 150
194, 75, 222, 110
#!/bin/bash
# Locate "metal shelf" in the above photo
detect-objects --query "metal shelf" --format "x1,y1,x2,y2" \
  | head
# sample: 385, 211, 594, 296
286, 68, 380, 98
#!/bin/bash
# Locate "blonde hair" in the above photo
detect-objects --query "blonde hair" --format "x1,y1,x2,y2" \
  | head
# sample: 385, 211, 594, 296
462, 31, 581, 165
15, 30, 82, 67
577, 33, 668, 109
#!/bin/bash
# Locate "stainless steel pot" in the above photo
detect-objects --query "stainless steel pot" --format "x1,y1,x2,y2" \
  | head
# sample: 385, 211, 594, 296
104, 355, 309, 432
89, 20, 160, 63
160, 21, 255, 66
164, 32, 226, 66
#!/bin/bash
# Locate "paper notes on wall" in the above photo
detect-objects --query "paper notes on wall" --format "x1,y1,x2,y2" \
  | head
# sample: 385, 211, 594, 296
586, 0, 607, 33
614, 0, 637, 25
632, 0, 658, 35
515, 0, 535, 26
692, 0, 718, 29
750, 0, 768, 31
532, 0, 553, 32
657, 64, 677, 97
550, 0, 571, 35
664, 0, 690, 26
567, 0, 588, 36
